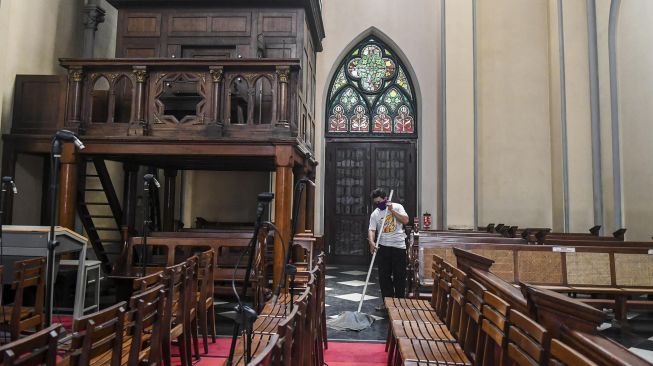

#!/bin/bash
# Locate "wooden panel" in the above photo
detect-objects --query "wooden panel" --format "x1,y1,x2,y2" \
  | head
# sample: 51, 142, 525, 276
471, 249, 514, 282
614, 254, 653, 286
258, 11, 296, 37
518, 251, 562, 284
211, 14, 251, 35
124, 13, 161, 36
169, 16, 209, 33
125, 47, 158, 58
566, 253, 611, 285
423, 248, 454, 280
11, 75, 66, 135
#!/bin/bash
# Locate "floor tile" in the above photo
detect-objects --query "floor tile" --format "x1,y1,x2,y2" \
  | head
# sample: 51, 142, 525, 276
325, 275, 336, 279
338, 280, 375, 287
334, 293, 378, 302
628, 347, 653, 363
340, 270, 368, 276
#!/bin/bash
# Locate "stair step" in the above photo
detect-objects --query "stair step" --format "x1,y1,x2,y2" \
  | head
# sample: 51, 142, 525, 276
95, 227, 119, 231
85, 202, 109, 206
90, 215, 115, 219
85, 189, 105, 192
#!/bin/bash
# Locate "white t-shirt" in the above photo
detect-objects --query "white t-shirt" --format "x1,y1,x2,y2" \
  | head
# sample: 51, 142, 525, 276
368, 203, 407, 249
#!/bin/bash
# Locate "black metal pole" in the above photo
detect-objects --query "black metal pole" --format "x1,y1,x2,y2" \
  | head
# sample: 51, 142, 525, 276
140, 180, 150, 276
46, 140, 62, 326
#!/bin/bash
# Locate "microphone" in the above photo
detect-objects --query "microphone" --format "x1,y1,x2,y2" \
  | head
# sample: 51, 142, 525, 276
143, 174, 161, 188
2, 177, 17, 194
55, 129, 85, 150
297, 177, 316, 187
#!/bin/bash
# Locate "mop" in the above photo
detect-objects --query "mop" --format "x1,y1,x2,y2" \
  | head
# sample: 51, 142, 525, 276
326, 190, 394, 331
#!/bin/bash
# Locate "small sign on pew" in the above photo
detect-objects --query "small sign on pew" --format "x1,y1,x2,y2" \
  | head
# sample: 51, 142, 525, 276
552, 246, 576, 253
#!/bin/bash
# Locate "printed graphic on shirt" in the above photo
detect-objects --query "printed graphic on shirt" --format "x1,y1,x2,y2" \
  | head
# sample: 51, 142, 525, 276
383, 212, 396, 233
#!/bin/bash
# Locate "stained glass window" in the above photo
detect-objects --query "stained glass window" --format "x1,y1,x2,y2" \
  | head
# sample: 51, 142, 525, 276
326, 37, 417, 136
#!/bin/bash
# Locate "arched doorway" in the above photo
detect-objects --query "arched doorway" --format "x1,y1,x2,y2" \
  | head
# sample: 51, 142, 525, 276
324, 35, 418, 264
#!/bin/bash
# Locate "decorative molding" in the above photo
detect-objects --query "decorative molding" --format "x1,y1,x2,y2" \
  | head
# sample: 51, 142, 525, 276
209, 68, 223, 83
133, 68, 148, 83
70, 68, 84, 82
276, 69, 290, 83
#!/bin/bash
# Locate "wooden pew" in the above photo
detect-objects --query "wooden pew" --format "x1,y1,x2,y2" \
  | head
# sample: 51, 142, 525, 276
454, 248, 651, 366
420, 242, 653, 324
111, 229, 269, 308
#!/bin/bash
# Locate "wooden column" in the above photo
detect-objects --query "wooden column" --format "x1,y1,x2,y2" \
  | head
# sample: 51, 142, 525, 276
67, 67, 84, 127
57, 143, 78, 229
1, 142, 17, 224
122, 163, 139, 237
276, 67, 290, 127
129, 66, 148, 136
209, 67, 224, 125
306, 169, 316, 233
162, 168, 177, 231
294, 165, 307, 234
273, 146, 294, 289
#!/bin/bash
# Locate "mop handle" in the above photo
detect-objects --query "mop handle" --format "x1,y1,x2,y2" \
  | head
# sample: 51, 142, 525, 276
357, 190, 393, 313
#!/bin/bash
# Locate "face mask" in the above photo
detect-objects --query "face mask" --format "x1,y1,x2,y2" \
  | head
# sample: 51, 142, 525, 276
376, 200, 387, 211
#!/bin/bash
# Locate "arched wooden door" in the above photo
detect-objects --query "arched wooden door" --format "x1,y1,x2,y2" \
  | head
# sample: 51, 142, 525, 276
324, 36, 418, 264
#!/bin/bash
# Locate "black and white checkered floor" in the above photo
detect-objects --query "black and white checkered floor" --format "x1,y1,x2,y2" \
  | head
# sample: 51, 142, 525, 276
322, 264, 653, 361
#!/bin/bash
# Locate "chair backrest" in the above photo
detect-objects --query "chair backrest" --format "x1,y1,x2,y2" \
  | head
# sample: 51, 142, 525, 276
128, 284, 166, 366
448, 267, 467, 339
247, 334, 281, 366
164, 261, 188, 326
133, 270, 164, 294
462, 278, 487, 363
480, 291, 510, 366
0, 324, 60, 366
70, 302, 127, 366
435, 261, 453, 320
506, 309, 549, 366
548, 339, 597, 366
10, 257, 46, 339
276, 305, 298, 366
198, 250, 216, 301
430, 255, 444, 307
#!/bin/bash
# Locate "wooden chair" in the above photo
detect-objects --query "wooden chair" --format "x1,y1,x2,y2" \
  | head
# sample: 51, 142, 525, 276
246, 334, 280, 366
460, 278, 487, 364
197, 250, 217, 354
548, 339, 597, 366
69, 302, 128, 366
0, 324, 60, 366
447, 268, 468, 340
133, 271, 164, 294
0, 258, 46, 341
479, 291, 510, 366
506, 309, 549, 366
161, 261, 191, 366
128, 284, 166, 366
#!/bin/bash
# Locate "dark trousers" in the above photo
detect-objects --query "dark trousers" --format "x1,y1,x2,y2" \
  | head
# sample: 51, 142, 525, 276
376, 245, 407, 298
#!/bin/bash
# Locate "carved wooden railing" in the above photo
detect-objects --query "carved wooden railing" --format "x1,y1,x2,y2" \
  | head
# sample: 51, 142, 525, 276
57, 58, 310, 147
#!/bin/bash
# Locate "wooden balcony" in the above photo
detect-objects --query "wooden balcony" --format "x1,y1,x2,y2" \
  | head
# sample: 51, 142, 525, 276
9, 58, 315, 153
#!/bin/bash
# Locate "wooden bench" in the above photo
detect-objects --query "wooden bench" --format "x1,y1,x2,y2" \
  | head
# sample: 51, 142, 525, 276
452, 248, 651, 366
417, 241, 653, 325
111, 230, 269, 308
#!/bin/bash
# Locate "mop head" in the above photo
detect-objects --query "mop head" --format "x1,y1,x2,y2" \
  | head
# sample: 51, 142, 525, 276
326, 311, 375, 331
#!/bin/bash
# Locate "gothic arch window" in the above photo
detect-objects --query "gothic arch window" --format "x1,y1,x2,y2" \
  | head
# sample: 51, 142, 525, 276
326, 37, 417, 137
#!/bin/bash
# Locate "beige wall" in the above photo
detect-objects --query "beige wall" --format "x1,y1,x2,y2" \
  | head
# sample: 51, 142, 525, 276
618, 0, 653, 240
476, 0, 553, 227
183, 171, 270, 227
315, 0, 441, 234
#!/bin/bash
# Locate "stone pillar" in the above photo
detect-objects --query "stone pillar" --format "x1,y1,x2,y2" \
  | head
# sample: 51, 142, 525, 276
163, 169, 177, 231
58, 143, 78, 229
273, 145, 294, 289
81, 0, 106, 58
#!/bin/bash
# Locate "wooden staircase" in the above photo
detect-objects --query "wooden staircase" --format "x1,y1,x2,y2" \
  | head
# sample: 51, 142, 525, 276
78, 158, 124, 274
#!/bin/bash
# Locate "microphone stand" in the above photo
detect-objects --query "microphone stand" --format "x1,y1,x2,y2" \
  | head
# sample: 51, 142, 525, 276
226, 192, 274, 366
46, 139, 63, 326
271, 178, 311, 316
140, 180, 152, 276
0, 178, 10, 343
